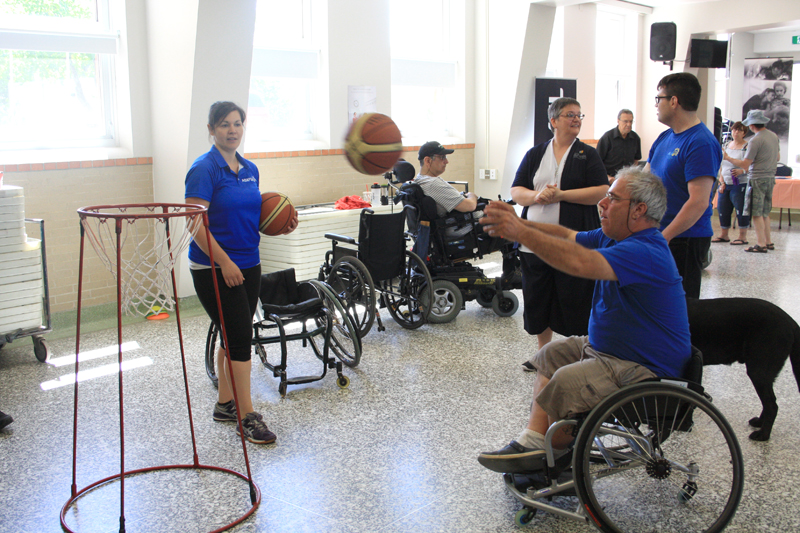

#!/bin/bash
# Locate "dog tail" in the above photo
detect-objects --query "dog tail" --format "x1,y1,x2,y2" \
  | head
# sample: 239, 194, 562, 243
791, 317, 800, 394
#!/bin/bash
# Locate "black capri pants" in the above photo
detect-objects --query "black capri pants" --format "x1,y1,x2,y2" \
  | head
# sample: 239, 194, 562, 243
191, 264, 261, 362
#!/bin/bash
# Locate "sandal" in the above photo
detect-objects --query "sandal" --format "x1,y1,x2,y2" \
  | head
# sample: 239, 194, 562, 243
711, 237, 730, 243
744, 245, 768, 253
766, 243, 775, 250
730, 239, 748, 245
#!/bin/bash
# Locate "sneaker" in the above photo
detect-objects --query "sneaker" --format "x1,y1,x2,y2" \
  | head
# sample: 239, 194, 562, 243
212, 400, 237, 422
478, 441, 547, 474
521, 361, 536, 372
236, 412, 277, 444
0, 411, 13, 431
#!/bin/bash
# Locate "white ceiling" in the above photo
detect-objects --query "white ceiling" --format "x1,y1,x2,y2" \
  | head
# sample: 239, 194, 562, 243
546, 0, 800, 36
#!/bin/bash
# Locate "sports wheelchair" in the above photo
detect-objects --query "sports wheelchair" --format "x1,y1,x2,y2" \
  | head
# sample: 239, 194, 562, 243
394, 181, 522, 323
498, 349, 744, 532
204, 269, 361, 397
318, 207, 433, 335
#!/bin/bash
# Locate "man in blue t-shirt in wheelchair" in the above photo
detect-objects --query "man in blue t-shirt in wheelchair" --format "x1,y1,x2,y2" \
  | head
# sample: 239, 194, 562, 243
477, 166, 691, 474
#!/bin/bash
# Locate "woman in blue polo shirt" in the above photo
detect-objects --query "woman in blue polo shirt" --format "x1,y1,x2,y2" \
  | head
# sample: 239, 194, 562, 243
185, 101, 297, 445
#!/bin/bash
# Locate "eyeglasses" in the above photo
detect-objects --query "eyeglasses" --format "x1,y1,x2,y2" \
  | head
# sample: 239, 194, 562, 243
560, 113, 585, 120
655, 95, 671, 104
431, 154, 448, 161
604, 193, 632, 203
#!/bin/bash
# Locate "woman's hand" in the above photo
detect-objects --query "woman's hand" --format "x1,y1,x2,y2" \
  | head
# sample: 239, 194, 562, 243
534, 185, 560, 205
718, 181, 726, 193
731, 168, 744, 177
220, 261, 245, 288
278, 212, 299, 235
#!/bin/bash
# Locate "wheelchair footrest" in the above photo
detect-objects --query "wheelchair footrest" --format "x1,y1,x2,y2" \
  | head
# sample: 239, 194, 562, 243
284, 374, 328, 386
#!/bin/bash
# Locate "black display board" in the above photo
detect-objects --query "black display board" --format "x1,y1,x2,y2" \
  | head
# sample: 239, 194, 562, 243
533, 78, 577, 146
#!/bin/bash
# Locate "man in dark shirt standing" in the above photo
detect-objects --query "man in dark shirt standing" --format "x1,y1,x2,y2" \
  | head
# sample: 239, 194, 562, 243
596, 109, 642, 183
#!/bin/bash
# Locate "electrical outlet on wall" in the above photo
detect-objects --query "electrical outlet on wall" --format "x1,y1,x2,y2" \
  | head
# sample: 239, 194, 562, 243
479, 169, 496, 180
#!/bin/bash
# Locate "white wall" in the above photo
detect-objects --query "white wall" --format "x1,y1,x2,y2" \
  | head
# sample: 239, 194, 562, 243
145, 0, 257, 297
327, 0, 392, 148
563, 3, 597, 139
473, 1, 551, 200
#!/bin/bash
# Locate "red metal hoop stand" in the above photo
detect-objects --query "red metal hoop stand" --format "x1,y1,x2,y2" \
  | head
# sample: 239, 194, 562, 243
62, 203, 260, 533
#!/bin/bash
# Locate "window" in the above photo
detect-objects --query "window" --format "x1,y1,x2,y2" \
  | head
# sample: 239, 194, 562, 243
594, 8, 638, 139
244, 0, 321, 150
390, 0, 464, 144
0, 0, 117, 150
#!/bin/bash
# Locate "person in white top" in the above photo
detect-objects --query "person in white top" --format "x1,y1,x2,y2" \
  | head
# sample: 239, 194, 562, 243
510, 98, 608, 352
713, 121, 750, 245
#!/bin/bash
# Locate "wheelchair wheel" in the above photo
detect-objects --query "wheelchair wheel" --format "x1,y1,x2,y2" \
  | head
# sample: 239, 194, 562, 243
205, 322, 219, 388
573, 382, 744, 533
491, 290, 519, 317
326, 256, 376, 338
381, 250, 433, 329
308, 280, 362, 367
475, 289, 495, 308
421, 279, 463, 323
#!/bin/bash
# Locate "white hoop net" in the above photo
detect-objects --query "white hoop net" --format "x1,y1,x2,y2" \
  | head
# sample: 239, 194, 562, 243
78, 204, 205, 318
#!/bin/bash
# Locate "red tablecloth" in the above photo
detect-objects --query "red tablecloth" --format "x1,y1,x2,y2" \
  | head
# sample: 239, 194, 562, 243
772, 178, 800, 209
713, 177, 800, 210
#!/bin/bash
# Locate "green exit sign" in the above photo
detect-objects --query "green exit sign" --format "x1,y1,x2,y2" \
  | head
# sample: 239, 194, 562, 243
794, 36, 800, 45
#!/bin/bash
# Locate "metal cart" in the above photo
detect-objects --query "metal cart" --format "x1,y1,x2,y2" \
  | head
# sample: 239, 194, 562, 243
0, 218, 52, 362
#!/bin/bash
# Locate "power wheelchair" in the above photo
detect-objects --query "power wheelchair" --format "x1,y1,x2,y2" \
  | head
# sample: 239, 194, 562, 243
204, 269, 361, 397
393, 180, 522, 323
497, 348, 744, 532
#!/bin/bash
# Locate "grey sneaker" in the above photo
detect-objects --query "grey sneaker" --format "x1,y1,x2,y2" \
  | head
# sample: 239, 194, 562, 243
478, 441, 547, 474
212, 400, 237, 422
236, 412, 277, 444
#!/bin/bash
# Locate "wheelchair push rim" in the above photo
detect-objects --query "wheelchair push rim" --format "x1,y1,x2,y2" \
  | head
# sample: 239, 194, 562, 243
573, 382, 744, 533
326, 256, 376, 338
381, 250, 433, 330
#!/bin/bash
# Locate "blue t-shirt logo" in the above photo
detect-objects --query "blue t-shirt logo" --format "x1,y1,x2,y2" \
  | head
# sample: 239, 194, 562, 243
670, 148, 680, 157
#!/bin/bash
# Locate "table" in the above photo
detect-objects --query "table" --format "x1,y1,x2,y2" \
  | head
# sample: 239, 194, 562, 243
772, 178, 800, 228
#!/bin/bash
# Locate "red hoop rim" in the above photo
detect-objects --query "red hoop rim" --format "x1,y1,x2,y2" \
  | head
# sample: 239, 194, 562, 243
78, 203, 207, 220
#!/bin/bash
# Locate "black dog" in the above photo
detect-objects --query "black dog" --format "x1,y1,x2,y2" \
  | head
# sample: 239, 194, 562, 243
687, 297, 800, 441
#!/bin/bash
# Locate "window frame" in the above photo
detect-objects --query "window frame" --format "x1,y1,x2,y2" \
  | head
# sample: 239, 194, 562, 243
0, 0, 119, 152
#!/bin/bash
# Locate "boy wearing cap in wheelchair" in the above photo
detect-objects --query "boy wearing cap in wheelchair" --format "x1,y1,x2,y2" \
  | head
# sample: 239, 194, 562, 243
478, 166, 691, 474
412, 141, 505, 258
413, 141, 483, 235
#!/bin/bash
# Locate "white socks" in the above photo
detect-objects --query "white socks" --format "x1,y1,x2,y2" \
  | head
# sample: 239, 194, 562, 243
516, 428, 570, 458
516, 428, 546, 450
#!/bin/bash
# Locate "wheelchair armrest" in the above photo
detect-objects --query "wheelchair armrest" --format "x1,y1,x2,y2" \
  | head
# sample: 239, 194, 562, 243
324, 233, 357, 245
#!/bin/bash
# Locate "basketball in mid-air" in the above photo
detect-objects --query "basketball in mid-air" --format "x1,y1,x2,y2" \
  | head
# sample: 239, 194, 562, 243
259, 192, 296, 236
344, 113, 403, 175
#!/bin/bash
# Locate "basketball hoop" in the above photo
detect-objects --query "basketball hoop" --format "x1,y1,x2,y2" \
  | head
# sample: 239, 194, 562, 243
77, 203, 203, 317
65, 203, 260, 533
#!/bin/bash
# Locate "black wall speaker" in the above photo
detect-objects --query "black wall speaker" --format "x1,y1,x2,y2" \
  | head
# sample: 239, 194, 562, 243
650, 22, 677, 62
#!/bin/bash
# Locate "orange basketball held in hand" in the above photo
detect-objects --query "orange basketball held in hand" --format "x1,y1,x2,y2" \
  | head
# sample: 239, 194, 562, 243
260, 192, 296, 236
344, 113, 403, 175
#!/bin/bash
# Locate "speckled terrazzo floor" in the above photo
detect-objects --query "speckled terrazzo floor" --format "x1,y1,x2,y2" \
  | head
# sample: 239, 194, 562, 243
2, 217, 800, 533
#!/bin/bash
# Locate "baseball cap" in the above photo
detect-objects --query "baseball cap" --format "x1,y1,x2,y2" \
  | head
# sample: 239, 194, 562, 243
418, 141, 454, 160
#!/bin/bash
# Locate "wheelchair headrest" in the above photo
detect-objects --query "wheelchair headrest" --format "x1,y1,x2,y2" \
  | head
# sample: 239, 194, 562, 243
393, 160, 416, 183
